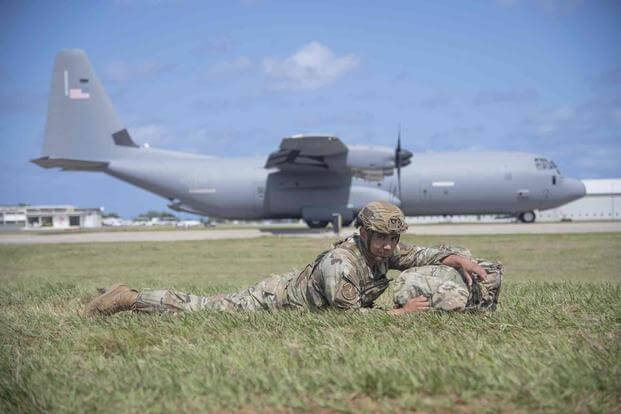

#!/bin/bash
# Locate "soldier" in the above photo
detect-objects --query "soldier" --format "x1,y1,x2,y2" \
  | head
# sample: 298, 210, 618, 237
86, 201, 502, 316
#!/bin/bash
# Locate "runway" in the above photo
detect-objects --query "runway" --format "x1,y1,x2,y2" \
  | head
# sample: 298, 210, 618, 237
0, 221, 619, 245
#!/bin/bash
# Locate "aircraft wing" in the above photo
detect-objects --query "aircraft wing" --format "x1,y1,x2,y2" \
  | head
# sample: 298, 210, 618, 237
265, 136, 349, 173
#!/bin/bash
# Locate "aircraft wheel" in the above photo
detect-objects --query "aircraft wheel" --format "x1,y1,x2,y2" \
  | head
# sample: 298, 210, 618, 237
518, 211, 536, 223
305, 220, 329, 229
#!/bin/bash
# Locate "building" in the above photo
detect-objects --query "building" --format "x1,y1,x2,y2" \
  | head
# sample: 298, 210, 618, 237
537, 178, 620, 222
0, 205, 102, 230
0, 206, 27, 231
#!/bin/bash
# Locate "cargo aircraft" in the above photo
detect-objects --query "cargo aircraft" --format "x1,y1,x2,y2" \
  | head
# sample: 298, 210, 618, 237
32, 50, 586, 227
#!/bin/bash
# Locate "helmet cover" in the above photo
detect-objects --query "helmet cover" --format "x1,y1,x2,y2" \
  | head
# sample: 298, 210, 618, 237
356, 201, 408, 234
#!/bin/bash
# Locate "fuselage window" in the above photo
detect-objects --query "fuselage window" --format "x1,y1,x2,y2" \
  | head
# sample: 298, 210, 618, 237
552, 176, 556, 185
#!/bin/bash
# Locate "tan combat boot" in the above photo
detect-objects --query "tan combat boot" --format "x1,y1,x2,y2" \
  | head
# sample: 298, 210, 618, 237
86, 283, 138, 316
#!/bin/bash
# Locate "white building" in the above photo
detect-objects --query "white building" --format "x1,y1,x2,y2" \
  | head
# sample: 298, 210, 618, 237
537, 178, 620, 222
0, 206, 27, 231
0, 205, 102, 230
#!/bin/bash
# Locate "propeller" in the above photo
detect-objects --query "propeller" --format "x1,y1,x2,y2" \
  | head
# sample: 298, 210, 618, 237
395, 125, 412, 200
396, 126, 402, 199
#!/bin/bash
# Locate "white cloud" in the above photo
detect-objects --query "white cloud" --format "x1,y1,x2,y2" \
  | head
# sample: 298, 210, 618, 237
208, 57, 252, 76
426, 125, 487, 150
262, 41, 360, 91
300, 110, 374, 128
128, 124, 170, 146
104, 60, 170, 83
524, 106, 577, 137
179, 126, 274, 156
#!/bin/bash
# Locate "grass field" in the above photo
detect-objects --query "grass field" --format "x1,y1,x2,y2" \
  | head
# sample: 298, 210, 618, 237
1, 233, 620, 413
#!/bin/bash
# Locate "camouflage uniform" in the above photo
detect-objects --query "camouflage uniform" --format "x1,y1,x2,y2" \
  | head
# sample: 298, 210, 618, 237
134, 236, 502, 314
393, 245, 503, 312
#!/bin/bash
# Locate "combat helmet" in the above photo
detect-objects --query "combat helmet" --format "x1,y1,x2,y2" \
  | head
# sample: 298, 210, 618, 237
355, 201, 408, 234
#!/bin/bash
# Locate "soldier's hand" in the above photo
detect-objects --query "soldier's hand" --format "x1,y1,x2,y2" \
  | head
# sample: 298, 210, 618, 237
389, 295, 429, 315
442, 255, 488, 287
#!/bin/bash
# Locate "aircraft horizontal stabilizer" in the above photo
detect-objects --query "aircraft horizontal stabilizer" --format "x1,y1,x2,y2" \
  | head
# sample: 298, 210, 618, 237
31, 156, 108, 171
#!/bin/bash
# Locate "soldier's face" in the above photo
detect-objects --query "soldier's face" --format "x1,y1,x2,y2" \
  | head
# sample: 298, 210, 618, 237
361, 228, 399, 260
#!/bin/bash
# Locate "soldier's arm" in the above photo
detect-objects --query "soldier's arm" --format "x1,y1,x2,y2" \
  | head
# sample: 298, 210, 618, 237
440, 254, 488, 286
319, 251, 430, 314
389, 242, 455, 270
389, 242, 487, 295
318, 251, 365, 310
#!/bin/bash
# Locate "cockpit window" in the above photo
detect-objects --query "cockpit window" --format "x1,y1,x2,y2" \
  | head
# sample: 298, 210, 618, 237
534, 158, 548, 169
534, 158, 561, 174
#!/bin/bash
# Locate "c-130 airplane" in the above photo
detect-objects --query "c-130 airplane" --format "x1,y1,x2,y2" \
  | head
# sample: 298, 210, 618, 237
33, 50, 586, 227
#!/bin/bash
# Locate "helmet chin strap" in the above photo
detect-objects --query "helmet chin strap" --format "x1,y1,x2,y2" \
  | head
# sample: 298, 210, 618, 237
362, 229, 384, 263
365, 229, 373, 250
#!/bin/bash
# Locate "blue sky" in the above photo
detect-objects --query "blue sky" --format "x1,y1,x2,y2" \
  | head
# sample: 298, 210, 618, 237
1, 0, 620, 218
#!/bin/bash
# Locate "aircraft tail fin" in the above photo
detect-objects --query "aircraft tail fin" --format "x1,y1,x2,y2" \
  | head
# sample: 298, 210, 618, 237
32, 49, 139, 170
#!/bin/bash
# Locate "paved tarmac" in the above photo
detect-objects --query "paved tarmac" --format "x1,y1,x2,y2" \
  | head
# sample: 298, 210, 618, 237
406, 221, 621, 235
0, 221, 619, 245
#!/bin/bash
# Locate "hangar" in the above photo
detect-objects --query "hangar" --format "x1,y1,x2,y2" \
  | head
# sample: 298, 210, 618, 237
537, 178, 620, 222
0, 205, 102, 230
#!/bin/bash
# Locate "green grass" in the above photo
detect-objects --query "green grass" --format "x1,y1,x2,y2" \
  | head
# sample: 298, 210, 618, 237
1, 233, 620, 413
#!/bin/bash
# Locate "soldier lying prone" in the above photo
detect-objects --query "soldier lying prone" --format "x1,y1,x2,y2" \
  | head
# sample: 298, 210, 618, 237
87, 202, 502, 316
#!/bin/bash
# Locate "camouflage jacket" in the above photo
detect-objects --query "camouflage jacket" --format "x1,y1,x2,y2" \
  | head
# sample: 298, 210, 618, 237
284, 235, 454, 311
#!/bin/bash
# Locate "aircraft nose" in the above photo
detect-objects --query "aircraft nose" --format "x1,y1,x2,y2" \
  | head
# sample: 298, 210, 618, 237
563, 178, 586, 202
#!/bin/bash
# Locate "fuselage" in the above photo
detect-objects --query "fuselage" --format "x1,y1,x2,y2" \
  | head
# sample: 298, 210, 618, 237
101, 147, 586, 221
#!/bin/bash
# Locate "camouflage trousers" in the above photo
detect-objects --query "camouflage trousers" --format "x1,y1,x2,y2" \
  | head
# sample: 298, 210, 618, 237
135, 272, 297, 314
393, 249, 503, 312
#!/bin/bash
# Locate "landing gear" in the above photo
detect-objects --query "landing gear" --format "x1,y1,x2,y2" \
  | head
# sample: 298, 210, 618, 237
518, 211, 536, 223
305, 220, 329, 229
